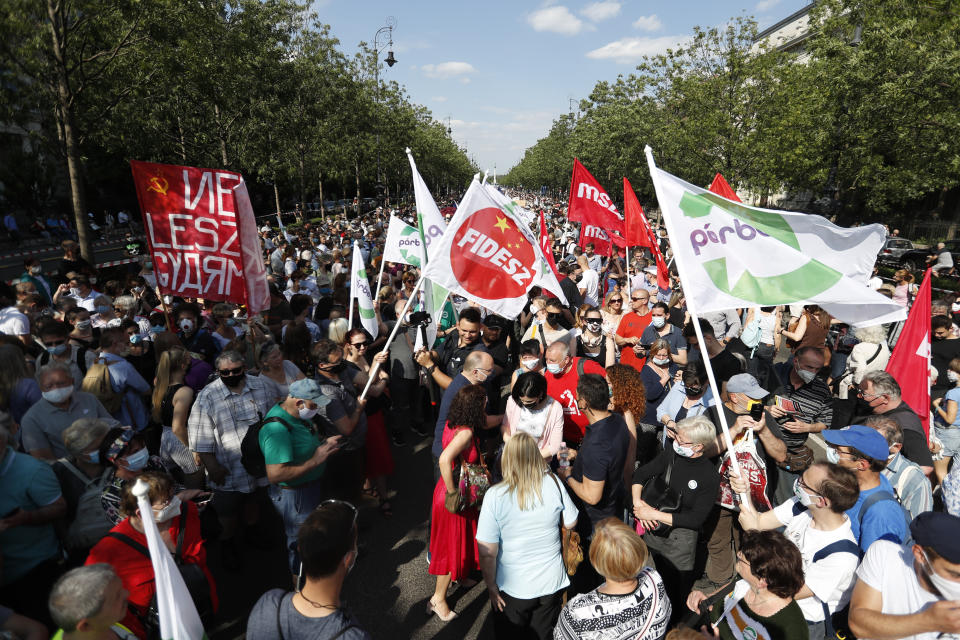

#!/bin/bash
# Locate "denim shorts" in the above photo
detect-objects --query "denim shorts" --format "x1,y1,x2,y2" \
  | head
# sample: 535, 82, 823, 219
935, 425, 960, 457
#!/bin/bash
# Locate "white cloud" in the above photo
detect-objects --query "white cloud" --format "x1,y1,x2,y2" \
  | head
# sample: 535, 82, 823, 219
755, 0, 780, 10
586, 35, 688, 63
581, 1, 621, 22
431, 96, 448, 102
633, 14, 663, 32
393, 39, 431, 54
527, 6, 589, 35
420, 61, 476, 79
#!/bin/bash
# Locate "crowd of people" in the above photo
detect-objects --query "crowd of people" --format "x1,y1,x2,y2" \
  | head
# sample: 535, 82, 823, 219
0, 195, 958, 640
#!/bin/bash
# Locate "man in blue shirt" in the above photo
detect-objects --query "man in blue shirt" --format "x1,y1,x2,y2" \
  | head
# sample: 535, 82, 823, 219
96, 327, 151, 431
431, 351, 500, 463
823, 425, 909, 552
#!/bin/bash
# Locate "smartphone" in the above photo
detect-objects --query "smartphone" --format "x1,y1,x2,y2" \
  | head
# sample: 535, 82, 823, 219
749, 401, 764, 422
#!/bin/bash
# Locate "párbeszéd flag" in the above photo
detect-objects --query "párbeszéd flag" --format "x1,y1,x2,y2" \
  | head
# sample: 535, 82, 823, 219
382, 215, 425, 268
644, 146, 906, 327
131, 160, 270, 313
886, 268, 932, 438
349, 240, 379, 339
423, 177, 566, 318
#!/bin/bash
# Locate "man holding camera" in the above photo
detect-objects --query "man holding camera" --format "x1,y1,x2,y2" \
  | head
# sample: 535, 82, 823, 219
414, 307, 487, 391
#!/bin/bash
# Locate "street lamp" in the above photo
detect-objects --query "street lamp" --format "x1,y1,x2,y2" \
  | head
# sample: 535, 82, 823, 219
374, 18, 396, 207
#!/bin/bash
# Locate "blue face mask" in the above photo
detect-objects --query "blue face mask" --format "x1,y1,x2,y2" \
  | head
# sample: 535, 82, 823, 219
225, 318, 237, 327
122, 448, 149, 472
85, 450, 100, 464
826, 448, 840, 464
46, 343, 68, 356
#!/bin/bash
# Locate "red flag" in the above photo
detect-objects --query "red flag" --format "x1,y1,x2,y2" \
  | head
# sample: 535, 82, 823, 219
131, 160, 270, 312
539, 208, 561, 280
623, 177, 654, 248
886, 268, 932, 438
708, 173, 741, 202
568, 159, 624, 232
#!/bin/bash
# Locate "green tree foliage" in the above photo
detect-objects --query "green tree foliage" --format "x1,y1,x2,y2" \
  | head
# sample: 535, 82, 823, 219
504, 2, 960, 223
0, 0, 475, 259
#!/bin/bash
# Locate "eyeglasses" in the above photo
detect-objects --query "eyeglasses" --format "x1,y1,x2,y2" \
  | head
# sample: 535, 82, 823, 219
856, 388, 881, 401
351, 341, 370, 349
631, 297, 649, 302
318, 499, 359, 528
218, 367, 244, 376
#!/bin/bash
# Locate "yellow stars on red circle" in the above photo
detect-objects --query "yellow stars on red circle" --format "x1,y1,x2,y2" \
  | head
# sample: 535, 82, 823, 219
494, 216, 511, 234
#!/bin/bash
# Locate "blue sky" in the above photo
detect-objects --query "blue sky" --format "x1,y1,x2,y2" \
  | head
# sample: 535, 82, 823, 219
313, 0, 812, 174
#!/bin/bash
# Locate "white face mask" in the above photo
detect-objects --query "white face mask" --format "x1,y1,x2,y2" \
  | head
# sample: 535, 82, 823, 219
652, 357, 671, 366
521, 358, 540, 371
178, 318, 195, 332
922, 551, 960, 600
673, 440, 696, 458
826, 448, 841, 464
546, 362, 564, 375
651, 316, 666, 329
948, 371, 959, 383
793, 478, 815, 507
153, 496, 181, 523
952, 302, 960, 313
298, 404, 319, 420
42, 385, 74, 404
796, 366, 817, 384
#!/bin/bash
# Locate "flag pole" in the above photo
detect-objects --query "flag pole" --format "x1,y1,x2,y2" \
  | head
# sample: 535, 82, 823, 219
626, 246, 632, 296
644, 146, 746, 490
348, 241, 357, 330
359, 274, 426, 401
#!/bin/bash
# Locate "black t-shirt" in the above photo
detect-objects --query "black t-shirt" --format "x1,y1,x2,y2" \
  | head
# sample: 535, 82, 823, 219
854, 404, 934, 468
710, 349, 742, 387
435, 330, 487, 380
559, 276, 583, 311
932, 338, 960, 392
571, 413, 629, 528
633, 446, 720, 532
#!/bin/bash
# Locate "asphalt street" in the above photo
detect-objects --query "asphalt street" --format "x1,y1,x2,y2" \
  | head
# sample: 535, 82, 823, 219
0, 235, 132, 282
208, 431, 496, 640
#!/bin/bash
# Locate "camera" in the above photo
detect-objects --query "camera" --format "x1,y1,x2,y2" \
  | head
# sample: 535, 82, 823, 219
407, 310, 432, 327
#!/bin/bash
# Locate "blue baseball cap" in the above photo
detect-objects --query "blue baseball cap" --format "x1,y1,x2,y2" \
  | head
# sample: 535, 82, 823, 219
822, 425, 890, 461
288, 378, 331, 406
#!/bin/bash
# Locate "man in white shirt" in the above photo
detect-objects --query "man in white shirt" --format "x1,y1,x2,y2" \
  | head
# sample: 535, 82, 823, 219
575, 255, 600, 307
0, 283, 31, 346
849, 511, 960, 640
732, 462, 862, 639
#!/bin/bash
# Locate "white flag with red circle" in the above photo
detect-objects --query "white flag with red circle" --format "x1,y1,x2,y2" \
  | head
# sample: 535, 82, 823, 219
422, 178, 564, 318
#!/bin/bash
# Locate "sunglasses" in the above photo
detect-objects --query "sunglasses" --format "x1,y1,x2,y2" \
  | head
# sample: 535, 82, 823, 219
631, 297, 649, 302
218, 367, 244, 376
318, 499, 359, 527
43, 338, 67, 347
351, 341, 370, 349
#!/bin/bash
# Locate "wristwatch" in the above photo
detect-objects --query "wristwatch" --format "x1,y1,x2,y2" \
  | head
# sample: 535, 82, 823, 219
425, 364, 436, 374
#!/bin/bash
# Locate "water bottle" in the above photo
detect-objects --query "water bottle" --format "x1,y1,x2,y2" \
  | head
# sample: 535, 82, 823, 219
558, 442, 569, 469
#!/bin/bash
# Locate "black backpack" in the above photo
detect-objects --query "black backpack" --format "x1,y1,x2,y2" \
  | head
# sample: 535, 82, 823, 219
108, 501, 214, 639
239, 415, 287, 478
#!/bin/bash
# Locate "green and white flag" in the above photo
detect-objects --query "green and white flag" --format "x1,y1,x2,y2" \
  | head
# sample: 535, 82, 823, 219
407, 148, 451, 347
382, 215, 424, 267
644, 146, 905, 327
133, 479, 208, 640
349, 240, 379, 339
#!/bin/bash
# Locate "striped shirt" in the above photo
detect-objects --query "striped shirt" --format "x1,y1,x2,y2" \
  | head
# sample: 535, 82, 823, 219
187, 375, 275, 493
771, 375, 834, 451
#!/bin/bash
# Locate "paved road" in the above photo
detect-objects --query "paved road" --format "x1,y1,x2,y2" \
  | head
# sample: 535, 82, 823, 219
208, 431, 495, 640
0, 237, 133, 282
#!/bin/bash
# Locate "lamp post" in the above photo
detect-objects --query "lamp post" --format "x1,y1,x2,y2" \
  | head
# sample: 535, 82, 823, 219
373, 18, 396, 208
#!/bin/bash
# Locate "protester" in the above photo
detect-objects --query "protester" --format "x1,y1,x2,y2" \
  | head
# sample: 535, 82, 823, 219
95, 327, 151, 432
682, 319, 742, 396
47, 564, 134, 640
642, 302, 688, 365
501, 371, 564, 459
854, 371, 934, 474
415, 307, 487, 391
616, 287, 653, 370
571, 306, 615, 368
477, 433, 579, 639
932, 355, 960, 485
640, 337, 679, 427
543, 341, 607, 445
657, 360, 716, 435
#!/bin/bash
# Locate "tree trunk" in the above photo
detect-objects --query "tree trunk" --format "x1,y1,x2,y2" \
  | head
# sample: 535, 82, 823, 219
298, 146, 306, 214
273, 183, 281, 216
213, 104, 229, 166
318, 172, 325, 219
47, 0, 93, 263
354, 157, 361, 218
176, 115, 187, 162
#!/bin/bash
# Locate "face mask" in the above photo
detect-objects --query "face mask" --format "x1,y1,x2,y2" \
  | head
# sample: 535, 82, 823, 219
83, 449, 100, 464
546, 362, 564, 375
132, 286, 143, 294
29, 265, 41, 275
585, 320, 602, 333
144, 261, 153, 270
651, 316, 666, 329
793, 478, 815, 507
323, 361, 346, 375
225, 317, 238, 327
521, 358, 540, 370
89, 277, 97, 285
178, 318, 195, 333
69, 287, 80, 297
673, 440, 696, 458
220, 373, 245, 388
520, 399, 540, 409
546, 312, 562, 326
42, 386, 74, 404
46, 343, 68, 356
949, 371, 959, 383
953, 303, 960, 313
922, 551, 960, 600
153, 496, 181, 523
652, 357, 671, 366
298, 404, 319, 420
76, 319, 92, 330
96, 305, 111, 314
826, 447, 841, 464
122, 447, 149, 472
684, 385, 703, 398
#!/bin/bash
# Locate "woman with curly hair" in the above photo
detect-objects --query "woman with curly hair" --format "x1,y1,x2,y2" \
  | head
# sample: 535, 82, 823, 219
607, 363, 649, 485
427, 384, 489, 621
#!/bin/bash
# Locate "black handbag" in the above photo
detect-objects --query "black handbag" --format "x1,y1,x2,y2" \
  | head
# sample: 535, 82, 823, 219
640, 454, 682, 513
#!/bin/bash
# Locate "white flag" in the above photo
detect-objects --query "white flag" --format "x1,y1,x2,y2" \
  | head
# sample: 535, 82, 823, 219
349, 240, 379, 339
382, 215, 425, 268
484, 184, 537, 229
422, 178, 564, 318
644, 146, 906, 327
276, 213, 293, 242
132, 479, 206, 640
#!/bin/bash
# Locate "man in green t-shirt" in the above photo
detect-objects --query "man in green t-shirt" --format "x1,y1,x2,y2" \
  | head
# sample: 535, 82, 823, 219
260, 378, 342, 583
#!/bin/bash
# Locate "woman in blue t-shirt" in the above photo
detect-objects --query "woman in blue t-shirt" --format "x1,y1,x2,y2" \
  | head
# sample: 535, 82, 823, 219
932, 356, 960, 486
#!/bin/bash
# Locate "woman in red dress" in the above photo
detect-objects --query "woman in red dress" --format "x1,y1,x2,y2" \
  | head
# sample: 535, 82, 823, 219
86, 471, 216, 639
427, 384, 489, 622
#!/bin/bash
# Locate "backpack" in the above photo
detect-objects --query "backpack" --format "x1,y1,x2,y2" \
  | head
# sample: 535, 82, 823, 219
39, 346, 88, 376
57, 459, 113, 550
239, 415, 287, 478
107, 501, 214, 639
82, 356, 122, 413
811, 539, 860, 640
740, 315, 762, 349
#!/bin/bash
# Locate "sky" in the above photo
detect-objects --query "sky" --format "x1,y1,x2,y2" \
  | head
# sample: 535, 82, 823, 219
312, 0, 812, 175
